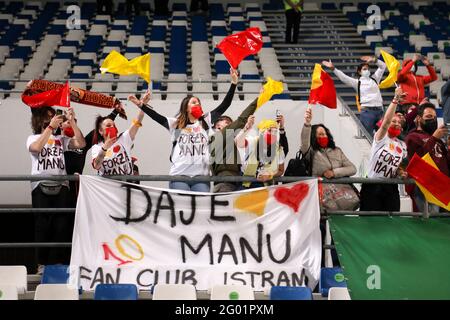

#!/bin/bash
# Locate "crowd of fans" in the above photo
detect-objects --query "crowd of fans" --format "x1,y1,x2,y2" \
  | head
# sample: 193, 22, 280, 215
23, 53, 450, 270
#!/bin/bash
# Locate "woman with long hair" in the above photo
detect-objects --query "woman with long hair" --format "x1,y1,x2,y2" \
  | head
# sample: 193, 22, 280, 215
129, 68, 239, 192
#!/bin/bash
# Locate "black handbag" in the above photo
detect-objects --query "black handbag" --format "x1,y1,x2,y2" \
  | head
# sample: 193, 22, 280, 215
284, 148, 311, 177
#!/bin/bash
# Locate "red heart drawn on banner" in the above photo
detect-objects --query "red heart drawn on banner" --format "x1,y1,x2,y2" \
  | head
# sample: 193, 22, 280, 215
54, 140, 61, 146
274, 183, 309, 213
113, 145, 121, 153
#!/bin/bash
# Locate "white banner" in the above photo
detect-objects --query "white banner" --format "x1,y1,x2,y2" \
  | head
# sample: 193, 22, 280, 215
70, 176, 322, 291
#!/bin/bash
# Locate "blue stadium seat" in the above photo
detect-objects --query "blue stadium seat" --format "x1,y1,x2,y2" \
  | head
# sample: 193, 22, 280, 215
10, 46, 32, 59
41, 265, 69, 284
191, 16, 207, 41
321, 3, 337, 10
148, 47, 164, 54
241, 74, 260, 80
172, 3, 187, 11
150, 26, 167, 41
209, 4, 225, 20
94, 284, 138, 300
215, 60, 230, 74
77, 59, 95, 66
48, 25, 66, 36
319, 267, 347, 297
211, 26, 228, 36
55, 52, 74, 60
71, 73, 90, 79
82, 36, 103, 52
270, 286, 313, 300
230, 21, 246, 32
126, 47, 142, 53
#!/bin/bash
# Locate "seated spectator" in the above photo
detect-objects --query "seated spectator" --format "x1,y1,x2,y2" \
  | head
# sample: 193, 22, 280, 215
322, 56, 386, 135
27, 107, 85, 272
360, 87, 408, 212
405, 101, 450, 213
300, 107, 356, 179
91, 100, 145, 176
236, 119, 285, 189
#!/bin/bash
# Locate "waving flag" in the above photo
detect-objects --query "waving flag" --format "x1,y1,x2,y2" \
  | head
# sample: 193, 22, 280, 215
257, 77, 284, 109
406, 153, 450, 210
216, 27, 263, 69
308, 64, 336, 109
379, 49, 400, 89
101, 50, 150, 83
22, 81, 71, 108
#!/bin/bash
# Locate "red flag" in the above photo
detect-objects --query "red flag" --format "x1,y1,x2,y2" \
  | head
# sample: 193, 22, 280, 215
308, 64, 337, 109
406, 153, 450, 205
22, 81, 71, 108
216, 27, 263, 69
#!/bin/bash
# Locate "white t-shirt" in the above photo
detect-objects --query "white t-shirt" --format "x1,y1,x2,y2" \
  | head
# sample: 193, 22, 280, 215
367, 134, 407, 179
26, 134, 71, 191
167, 114, 213, 177
91, 130, 134, 176
239, 136, 285, 176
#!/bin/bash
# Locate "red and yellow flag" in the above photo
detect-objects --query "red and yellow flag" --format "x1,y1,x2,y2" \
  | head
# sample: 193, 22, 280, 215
406, 153, 450, 210
308, 64, 337, 109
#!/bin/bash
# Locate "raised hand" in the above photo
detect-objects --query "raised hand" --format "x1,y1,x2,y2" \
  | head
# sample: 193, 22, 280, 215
140, 89, 151, 105
230, 68, 239, 85
361, 55, 376, 63
304, 107, 312, 125
128, 94, 142, 107
322, 59, 335, 70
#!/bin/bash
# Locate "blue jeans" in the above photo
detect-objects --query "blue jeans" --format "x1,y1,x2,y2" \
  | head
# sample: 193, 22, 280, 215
169, 180, 210, 192
413, 186, 440, 214
360, 108, 384, 136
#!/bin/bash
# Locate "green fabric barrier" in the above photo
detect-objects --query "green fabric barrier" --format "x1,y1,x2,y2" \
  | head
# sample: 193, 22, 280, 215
329, 216, 450, 300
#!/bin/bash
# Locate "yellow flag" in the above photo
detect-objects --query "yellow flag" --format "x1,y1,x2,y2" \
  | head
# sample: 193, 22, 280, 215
100, 50, 150, 83
256, 77, 284, 109
416, 153, 450, 210
379, 49, 400, 89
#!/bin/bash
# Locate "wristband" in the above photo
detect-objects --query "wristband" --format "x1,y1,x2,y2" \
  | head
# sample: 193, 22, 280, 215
132, 119, 142, 127
47, 125, 55, 131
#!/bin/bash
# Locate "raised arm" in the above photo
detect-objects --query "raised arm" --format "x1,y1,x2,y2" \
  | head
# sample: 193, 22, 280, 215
374, 87, 405, 142
66, 108, 86, 150
277, 114, 289, 156
372, 57, 386, 83
300, 107, 312, 154
210, 68, 239, 123
421, 57, 438, 84
235, 115, 255, 148
129, 91, 170, 130
322, 59, 358, 89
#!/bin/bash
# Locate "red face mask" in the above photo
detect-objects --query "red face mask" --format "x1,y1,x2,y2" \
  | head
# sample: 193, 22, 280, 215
317, 137, 329, 148
190, 105, 204, 119
63, 127, 75, 138
388, 126, 401, 138
264, 131, 276, 145
105, 126, 118, 139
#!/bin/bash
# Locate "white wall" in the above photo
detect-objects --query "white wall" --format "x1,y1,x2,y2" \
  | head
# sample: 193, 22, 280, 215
0, 97, 371, 205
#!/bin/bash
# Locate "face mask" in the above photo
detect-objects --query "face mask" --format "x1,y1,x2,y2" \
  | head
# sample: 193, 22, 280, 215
421, 119, 438, 135
104, 126, 118, 139
190, 105, 204, 119
387, 126, 401, 138
317, 137, 329, 148
63, 127, 75, 137
264, 131, 276, 145
361, 69, 371, 77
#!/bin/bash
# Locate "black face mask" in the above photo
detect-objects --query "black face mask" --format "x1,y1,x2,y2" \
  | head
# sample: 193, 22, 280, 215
421, 119, 438, 135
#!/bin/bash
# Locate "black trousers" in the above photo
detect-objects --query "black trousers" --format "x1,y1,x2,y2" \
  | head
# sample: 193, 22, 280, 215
126, 0, 141, 16
285, 9, 302, 43
360, 183, 400, 212
32, 185, 74, 267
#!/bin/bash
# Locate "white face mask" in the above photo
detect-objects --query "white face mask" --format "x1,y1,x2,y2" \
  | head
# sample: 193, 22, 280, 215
361, 69, 371, 77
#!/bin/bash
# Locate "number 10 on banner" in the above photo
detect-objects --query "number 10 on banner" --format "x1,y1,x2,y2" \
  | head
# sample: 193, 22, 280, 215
102, 234, 144, 266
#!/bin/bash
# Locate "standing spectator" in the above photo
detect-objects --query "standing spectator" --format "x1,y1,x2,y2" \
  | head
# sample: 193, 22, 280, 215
92, 104, 145, 176
441, 78, 450, 125
284, 0, 303, 44
397, 53, 438, 130
405, 102, 450, 213
322, 56, 386, 136
129, 69, 239, 192
360, 87, 408, 212
300, 107, 357, 179
236, 119, 285, 189
126, 0, 141, 16
190, 0, 208, 14
27, 107, 85, 272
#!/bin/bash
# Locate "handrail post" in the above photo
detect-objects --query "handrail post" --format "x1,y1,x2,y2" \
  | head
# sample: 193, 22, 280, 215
423, 199, 430, 219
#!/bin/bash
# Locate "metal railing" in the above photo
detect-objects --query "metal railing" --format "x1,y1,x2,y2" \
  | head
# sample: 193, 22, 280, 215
0, 174, 448, 251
